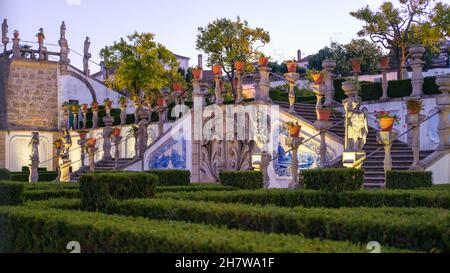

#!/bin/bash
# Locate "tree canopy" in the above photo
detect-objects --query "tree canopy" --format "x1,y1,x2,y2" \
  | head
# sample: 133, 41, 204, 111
100, 32, 179, 100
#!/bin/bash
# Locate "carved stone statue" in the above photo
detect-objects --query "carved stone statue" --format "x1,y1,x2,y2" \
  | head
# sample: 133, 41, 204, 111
2, 18, 8, 52
83, 37, 91, 75
62, 128, 72, 159
347, 111, 368, 151
60, 21, 66, 40
28, 132, 40, 183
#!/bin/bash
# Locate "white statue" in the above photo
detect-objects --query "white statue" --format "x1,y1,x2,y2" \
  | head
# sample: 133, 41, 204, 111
60, 21, 66, 40
2, 18, 8, 45
347, 112, 368, 151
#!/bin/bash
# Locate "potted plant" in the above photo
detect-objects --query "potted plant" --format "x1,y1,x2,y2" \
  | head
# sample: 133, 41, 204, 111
374, 111, 400, 132
308, 70, 325, 84
351, 58, 362, 73
112, 127, 121, 138
380, 56, 389, 68
157, 97, 165, 107
234, 61, 245, 73
406, 99, 423, 114
258, 55, 269, 67
62, 102, 70, 112
119, 97, 128, 108
172, 82, 183, 93
286, 59, 298, 73
212, 65, 222, 75
91, 102, 99, 111
53, 139, 63, 150
282, 121, 302, 137
316, 106, 332, 121
70, 104, 80, 114
81, 103, 89, 112
104, 98, 113, 109
192, 66, 202, 80
86, 137, 97, 147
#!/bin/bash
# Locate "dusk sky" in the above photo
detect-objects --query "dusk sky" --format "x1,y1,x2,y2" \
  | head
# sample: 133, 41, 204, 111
1, 0, 391, 72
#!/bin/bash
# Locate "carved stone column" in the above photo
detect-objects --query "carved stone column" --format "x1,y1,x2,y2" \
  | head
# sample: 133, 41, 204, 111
261, 151, 272, 188
92, 109, 99, 129
257, 66, 272, 103
102, 115, 114, 161
214, 75, 223, 105
409, 45, 426, 97
377, 131, 398, 174
28, 132, 40, 183
285, 136, 303, 189
406, 113, 425, 169
314, 120, 332, 168
72, 112, 78, 130
322, 59, 336, 106
82, 109, 88, 129
284, 72, 300, 113
436, 74, 450, 151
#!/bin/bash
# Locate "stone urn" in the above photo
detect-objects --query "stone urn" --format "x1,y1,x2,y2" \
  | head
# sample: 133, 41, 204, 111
322, 59, 336, 70
408, 45, 426, 59
13, 30, 19, 39
342, 81, 358, 95
436, 74, 450, 93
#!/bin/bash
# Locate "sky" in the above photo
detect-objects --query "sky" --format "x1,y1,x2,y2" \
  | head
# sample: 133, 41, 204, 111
1, 0, 392, 72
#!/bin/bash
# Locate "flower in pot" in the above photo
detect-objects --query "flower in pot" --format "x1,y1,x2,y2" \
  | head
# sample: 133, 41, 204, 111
282, 121, 302, 137
234, 61, 245, 73
77, 130, 88, 140
157, 97, 166, 107
86, 137, 97, 147
104, 98, 113, 109
119, 97, 128, 108
81, 103, 89, 112
172, 82, 183, 93
112, 127, 121, 138
70, 104, 80, 114
62, 102, 70, 112
286, 59, 298, 73
258, 55, 269, 67
212, 65, 222, 75
406, 99, 423, 115
316, 107, 332, 121
308, 70, 325, 84
380, 56, 389, 68
91, 102, 99, 111
374, 111, 400, 132
351, 58, 362, 73
192, 66, 202, 80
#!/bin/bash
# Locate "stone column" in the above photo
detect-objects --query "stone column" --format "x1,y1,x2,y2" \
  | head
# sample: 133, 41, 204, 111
380, 67, 389, 100
82, 109, 88, 129
28, 132, 40, 183
436, 74, 450, 151
236, 71, 243, 104
58, 21, 70, 72
60, 129, 72, 182
284, 72, 300, 113
313, 82, 325, 110
214, 75, 223, 105
322, 59, 336, 106
77, 131, 88, 171
261, 151, 272, 189
72, 112, 78, 130
53, 140, 63, 182
134, 102, 141, 124
285, 136, 303, 189
113, 135, 123, 169
136, 109, 150, 158
314, 120, 332, 168
409, 45, 425, 97
62, 105, 70, 130
258, 66, 272, 103
120, 106, 127, 125
12, 31, 20, 58
406, 113, 425, 169
92, 109, 99, 129
87, 146, 97, 172
377, 131, 398, 173
102, 116, 114, 161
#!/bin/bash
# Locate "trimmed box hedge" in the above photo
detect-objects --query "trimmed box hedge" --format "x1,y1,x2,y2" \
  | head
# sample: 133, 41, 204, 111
158, 188, 450, 209
0, 206, 379, 253
145, 170, 191, 186
0, 182, 24, 206
24, 189, 80, 201
219, 171, 263, 189
386, 171, 433, 189
80, 172, 157, 210
0, 168, 10, 180
10, 171, 58, 182
301, 168, 364, 192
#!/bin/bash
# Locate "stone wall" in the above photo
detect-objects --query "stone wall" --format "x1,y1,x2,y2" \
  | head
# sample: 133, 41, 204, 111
4, 59, 59, 131
0, 57, 11, 130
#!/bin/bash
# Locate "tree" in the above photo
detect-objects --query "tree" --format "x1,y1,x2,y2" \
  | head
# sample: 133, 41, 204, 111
100, 32, 179, 100
350, 0, 449, 79
196, 17, 270, 97
308, 42, 350, 76
344, 39, 383, 75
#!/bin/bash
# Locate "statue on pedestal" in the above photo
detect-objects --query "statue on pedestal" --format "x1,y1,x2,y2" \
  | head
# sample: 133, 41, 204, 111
28, 132, 40, 183
2, 18, 8, 52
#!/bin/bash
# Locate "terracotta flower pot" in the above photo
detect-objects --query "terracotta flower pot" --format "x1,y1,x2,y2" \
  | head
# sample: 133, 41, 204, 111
311, 73, 323, 84
317, 108, 332, 121
380, 56, 389, 68
379, 118, 395, 132
87, 138, 96, 147
288, 124, 301, 137
212, 65, 222, 75
78, 132, 87, 140
258, 57, 269, 67
351, 59, 362, 73
91, 102, 99, 111
172, 82, 183, 93
81, 103, 88, 112
112, 128, 121, 137
234, 61, 245, 72
192, 68, 202, 80
157, 98, 165, 107
105, 101, 112, 109
287, 61, 297, 73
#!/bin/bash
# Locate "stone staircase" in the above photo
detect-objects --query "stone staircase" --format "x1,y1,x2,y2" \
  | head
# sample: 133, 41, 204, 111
275, 101, 434, 188
71, 158, 135, 181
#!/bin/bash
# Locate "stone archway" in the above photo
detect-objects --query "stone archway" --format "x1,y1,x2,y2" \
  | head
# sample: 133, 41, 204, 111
68, 71, 98, 102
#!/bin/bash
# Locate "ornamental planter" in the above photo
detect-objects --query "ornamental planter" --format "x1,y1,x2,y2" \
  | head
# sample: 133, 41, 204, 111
351, 59, 362, 73
104, 100, 113, 109
407, 102, 422, 114
157, 98, 165, 107
258, 57, 269, 67
380, 56, 389, 68
78, 131, 87, 140
86, 138, 96, 147
287, 61, 297, 73
408, 45, 426, 58
212, 65, 222, 75
81, 103, 88, 112
379, 118, 396, 132
192, 68, 202, 80
91, 102, 99, 111
172, 82, 183, 92
112, 128, 121, 138
311, 73, 323, 84
317, 108, 332, 121
288, 124, 302, 137
234, 61, 245, 73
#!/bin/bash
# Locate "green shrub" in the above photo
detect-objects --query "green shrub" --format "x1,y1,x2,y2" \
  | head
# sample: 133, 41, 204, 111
157, 184, 236, 193
79, 172, 157, 210
0, 168, 10, 180
24, 189, 79, 201
301, 168, 364, 192
386, 171, 433, 189
219, 171, 263, 189
23, 182, 80, 191
145, 170, 190, 186
0, 206, 380, 253
0, 182, 24, 205
158, 188, 450, 209
10, 171, 58, 182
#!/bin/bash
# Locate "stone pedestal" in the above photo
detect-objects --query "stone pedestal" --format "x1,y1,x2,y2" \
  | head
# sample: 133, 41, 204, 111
284, 72, 300, 113
120, 106, 127, 125
77, 138, 87, 171
92, 110, 99, 129
285, 136, 303, 189
380, 67, 389, 100
261, 151, 272, 188
60, 159, 72, 182
87, 146, 97, 172
436, 74, 450, 151
214, 75, 223, 105
236, 71, 243, 104
257, 67, 272, 103
82, 111, 87, 129
60, 129, 72, 183
377, 131, 398, 173
406, 113, 425, 169
12, 36, 20, 58
322, 59, 336, 106
113, 136, 123, 169
409, 45, 426, 97
28, 132, 40, 183
314, 120, 332, 168
102, 116, 114, 161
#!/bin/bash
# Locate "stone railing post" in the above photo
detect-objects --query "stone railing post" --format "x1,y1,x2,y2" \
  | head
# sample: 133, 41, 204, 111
314, 120, 332, 168
113, 135, 123, 169
236, 71, 244, 104
409, 45, 425, 97
28, 132, 40, 183
77, 131, 88, 171
214, 74, 223, 105
102, 115, 114, 161
120, 105, 127, 125
377, 131, 398, 174
58, 21, 70, 72
322, 59, 336, 106
436, 74, 450, 151
284, 72, 300, 113
406, 113, 425, 169
285, 136, 303, 189
258, 66, 272, 103
87, 145, 97, 172
92, 108, 99, 129
261, 151, 272, 188
60, 129, 72, 182
82, 108, 88, 129
12, 31, 20, 58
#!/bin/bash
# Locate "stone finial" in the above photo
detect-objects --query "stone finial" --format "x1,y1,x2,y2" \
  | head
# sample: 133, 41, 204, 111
2, 18, 9, 52
60, 21, 66, 40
